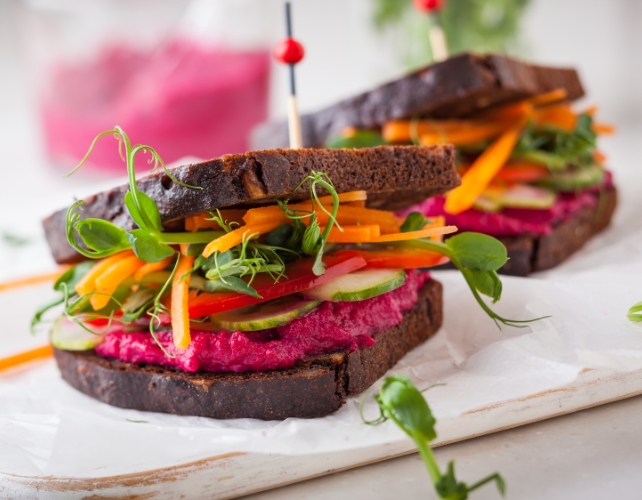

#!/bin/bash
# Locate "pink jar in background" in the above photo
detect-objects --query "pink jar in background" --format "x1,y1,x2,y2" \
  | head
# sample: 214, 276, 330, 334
20, 0, 276, 172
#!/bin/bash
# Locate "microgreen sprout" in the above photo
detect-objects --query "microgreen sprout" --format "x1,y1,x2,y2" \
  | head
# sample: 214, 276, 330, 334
361, 375, 506, 500
628, 301, 642, 323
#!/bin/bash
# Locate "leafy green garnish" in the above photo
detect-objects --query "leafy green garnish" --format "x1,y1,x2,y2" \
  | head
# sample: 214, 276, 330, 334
628, 301, 642, 323
394, 214, 544, 327
512, 113, 597, 171
401, 212, 429, 232
362, 375, 505, 499
64, 127, 221, 263
325, 130, 389, 149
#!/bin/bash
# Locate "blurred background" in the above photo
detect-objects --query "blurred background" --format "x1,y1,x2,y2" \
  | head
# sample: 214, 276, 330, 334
0, 0, 640, 275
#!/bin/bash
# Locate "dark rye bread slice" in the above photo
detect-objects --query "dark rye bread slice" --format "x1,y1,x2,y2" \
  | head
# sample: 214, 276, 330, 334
251, 52, 585, 150
435, 186, 617, 277
54, 279, 443, 420
43, 145, 460, 265
498, 186, 617, 276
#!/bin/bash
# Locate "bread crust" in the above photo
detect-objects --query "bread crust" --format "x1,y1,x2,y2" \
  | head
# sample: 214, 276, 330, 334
43, 146, 460, 264
54, 280, 443, 420
251, 52, 585, 150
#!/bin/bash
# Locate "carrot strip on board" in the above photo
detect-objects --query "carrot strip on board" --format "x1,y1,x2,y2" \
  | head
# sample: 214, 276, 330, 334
91, 255, 145, 310
184, 210, 246, 232
202, 221, 282, 258
75, 250, 134, 296
444, 124, 524, 215
133, 257, 173, 282
171, 254, 196, 350
0, 267, 70, 293
370, 225, 458, 243
321, 224, 380, 243
0, 345, 53, 372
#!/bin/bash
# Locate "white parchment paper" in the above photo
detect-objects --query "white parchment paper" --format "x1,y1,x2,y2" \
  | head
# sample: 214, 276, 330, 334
1, 139, 641, 480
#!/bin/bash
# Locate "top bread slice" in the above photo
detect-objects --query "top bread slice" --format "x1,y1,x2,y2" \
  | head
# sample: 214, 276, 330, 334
43, 145, 460, 264
251, 52, 585, 150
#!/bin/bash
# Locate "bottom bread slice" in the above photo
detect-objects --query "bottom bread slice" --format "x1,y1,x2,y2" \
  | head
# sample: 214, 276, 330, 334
54, 279, 443, 420
499, 186, 617, 276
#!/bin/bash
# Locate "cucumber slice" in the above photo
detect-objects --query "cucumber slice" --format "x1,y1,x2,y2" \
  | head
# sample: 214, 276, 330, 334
50, 316, 105, 351
304, 269, 406, 302
486, 185, 557, 210
536, 163, 604, 191
210, 296, 320, 332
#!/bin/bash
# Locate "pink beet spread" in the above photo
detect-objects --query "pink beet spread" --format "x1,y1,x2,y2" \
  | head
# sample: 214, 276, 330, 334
401, 173, 614, 237
95, 270, 430, 373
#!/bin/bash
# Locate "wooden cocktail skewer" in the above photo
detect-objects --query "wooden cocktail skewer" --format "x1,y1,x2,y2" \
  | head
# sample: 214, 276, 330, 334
273, 2, 305, 148
414, 0, 449, 62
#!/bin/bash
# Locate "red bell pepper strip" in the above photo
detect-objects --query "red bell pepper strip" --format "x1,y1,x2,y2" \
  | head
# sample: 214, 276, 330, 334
359, 248, 449, 269
187, 251, 367, 318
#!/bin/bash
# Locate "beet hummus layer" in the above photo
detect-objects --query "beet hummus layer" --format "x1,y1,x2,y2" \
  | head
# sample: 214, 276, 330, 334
402, 173, 613, 238
95, 270, 430, 373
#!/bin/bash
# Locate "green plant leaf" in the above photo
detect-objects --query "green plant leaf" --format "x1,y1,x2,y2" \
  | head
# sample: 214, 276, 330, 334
325, 130, 388, 149
266, 224, 294, 247
463, 269, 503, 303
124, 191, 162, 231
379, 375, 437, 442
445, 232, 507, 271
435, 461, 469, 500
628, 301, 642, 323
31, 296, 65, 334
54, 261, 96, 292
203, 276, 261, 298
401, 212, 429, 232
76, 219, 131, 253
302, 220, 321, 255
126, 229, 175, 263
184, 243, 207, 257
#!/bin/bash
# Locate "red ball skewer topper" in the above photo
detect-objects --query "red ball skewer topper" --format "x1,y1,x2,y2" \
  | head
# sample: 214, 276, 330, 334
413, 0, 443, 12
273, 2, 305, 149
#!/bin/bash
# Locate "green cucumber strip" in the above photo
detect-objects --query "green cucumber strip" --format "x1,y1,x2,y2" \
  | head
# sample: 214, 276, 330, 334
50, 316, 105, 351
304, 269, 406, 302
210, 296, 319, 332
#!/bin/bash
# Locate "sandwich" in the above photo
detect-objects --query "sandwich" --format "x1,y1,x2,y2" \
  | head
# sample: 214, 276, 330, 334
252, 53, 617, 276
35, 128, 532, 420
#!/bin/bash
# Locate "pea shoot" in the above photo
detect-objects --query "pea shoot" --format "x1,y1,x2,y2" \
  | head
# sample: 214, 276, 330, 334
362, 375, 506, 500
628, 301, 642, 323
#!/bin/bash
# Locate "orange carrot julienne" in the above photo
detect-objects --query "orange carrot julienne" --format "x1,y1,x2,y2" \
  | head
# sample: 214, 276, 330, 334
184, 210, 246, 232
202, 221, 282, 258
419, 123, 511, 146
593, 123, 615, 135
533, 104, 576, 132
133, 257, 173, 282
321, 224, 380, 243
0, 267, 70, 293
445, 124, 523, 215
527, 88, 568, 107
370, 225, 458, 243
74, 250, 134, 296
90, 255, 145, 311
171, 254, 195, 350
0, 345, 53, 372
384, 119, 515, 144
316, 191, 368, 204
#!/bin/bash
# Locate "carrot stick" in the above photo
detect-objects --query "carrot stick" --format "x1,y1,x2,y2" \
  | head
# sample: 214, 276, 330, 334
316, 191, 368, 204
171, 255, 195, 350
593, 123, 616, 135
527, 88, 568, 106
0, 345, 53, 372
184, 210, 246, 232
533, 104, 576, 131
321, 224, 380, 243
133, 257, 173, 282
384, 119, 514, 144
91, 255, 145, 310
444, 124, 523, 215
370, 225, 458, 242
202, 221, 282, 258
0, 267, 70, 293
419, 123, 511, 146
75, 250, 134, 296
